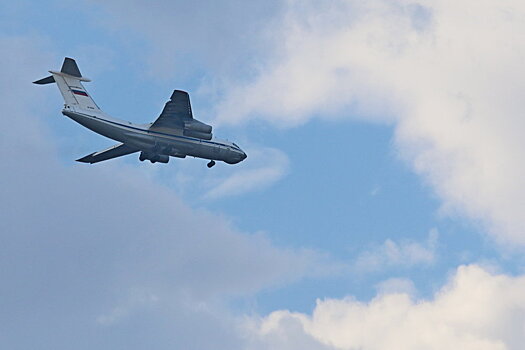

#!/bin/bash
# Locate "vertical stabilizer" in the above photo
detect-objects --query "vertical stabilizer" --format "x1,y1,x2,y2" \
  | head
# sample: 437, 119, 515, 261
60, 57, 82, 77
33, 57, 101, 113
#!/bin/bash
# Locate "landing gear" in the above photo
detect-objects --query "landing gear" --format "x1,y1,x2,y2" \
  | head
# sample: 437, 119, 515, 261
207, 160, 216, 168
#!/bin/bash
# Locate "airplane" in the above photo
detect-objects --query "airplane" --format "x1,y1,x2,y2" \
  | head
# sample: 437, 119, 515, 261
34, 57, 247, 168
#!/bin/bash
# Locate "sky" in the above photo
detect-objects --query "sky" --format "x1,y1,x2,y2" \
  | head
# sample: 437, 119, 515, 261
1, 0, 525, 349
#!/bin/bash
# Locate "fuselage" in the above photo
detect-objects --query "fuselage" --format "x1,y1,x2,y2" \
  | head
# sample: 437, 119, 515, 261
62, 107, 247, 164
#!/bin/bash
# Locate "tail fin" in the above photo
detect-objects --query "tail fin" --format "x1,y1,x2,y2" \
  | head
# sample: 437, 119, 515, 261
33, 57, 101, 112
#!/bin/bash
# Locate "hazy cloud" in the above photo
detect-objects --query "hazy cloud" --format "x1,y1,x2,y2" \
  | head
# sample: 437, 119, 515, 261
89, 0, 283, 80
353, 229, 439, 272
204, 146, 289, 200
0, 35, 326, 350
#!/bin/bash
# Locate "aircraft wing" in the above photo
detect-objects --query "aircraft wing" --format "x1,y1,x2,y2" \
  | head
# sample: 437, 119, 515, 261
149, 90, 193, 131
76, 143, 139, 164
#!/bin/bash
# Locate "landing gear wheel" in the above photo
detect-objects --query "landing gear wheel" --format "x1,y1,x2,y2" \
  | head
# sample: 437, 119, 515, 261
207, 160, 216, 168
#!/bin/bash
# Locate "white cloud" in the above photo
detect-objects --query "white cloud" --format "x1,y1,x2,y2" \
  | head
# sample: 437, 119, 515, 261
204, 147, 289, 200
216, 0, 525, 246
354, 229, 439, 272
243, 264, 525, 350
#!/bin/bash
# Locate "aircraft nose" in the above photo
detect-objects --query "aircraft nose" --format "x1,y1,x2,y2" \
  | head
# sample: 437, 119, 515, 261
241, 152, 247, 160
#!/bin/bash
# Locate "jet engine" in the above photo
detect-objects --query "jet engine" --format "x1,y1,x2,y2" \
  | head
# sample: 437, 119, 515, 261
139, 151, 169, 164
183, 120, 213, 140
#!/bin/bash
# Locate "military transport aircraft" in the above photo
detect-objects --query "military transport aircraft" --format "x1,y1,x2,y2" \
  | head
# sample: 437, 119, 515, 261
34, 58, 247, 168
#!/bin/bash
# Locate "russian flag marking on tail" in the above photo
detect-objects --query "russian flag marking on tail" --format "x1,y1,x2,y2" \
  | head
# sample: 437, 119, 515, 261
72, 89, 88, 96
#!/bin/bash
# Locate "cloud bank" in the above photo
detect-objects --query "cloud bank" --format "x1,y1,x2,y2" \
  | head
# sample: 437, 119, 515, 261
244, 264, 525, 350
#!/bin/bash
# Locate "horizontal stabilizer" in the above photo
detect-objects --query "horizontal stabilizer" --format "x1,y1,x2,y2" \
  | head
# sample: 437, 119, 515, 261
33, 58, 83, 84
33, 75, 56, 85
77, 143, 139, 164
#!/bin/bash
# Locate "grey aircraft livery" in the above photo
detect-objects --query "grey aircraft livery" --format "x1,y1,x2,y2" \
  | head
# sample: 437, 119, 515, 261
34, 58, 247, 168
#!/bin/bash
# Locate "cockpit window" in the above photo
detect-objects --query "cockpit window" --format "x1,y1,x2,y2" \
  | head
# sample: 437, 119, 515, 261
232, 143, 239, 149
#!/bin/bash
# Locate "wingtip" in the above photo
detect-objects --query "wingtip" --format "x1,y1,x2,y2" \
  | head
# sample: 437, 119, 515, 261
76, 154, 95, 163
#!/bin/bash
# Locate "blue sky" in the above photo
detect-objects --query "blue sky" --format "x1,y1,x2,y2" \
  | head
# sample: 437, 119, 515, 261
2, 0, 525, 349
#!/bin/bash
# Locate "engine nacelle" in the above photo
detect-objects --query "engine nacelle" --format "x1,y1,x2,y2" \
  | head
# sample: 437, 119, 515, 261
139, 152, 169, 164
184, 120, 212, 133
183, 129, 213, 140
